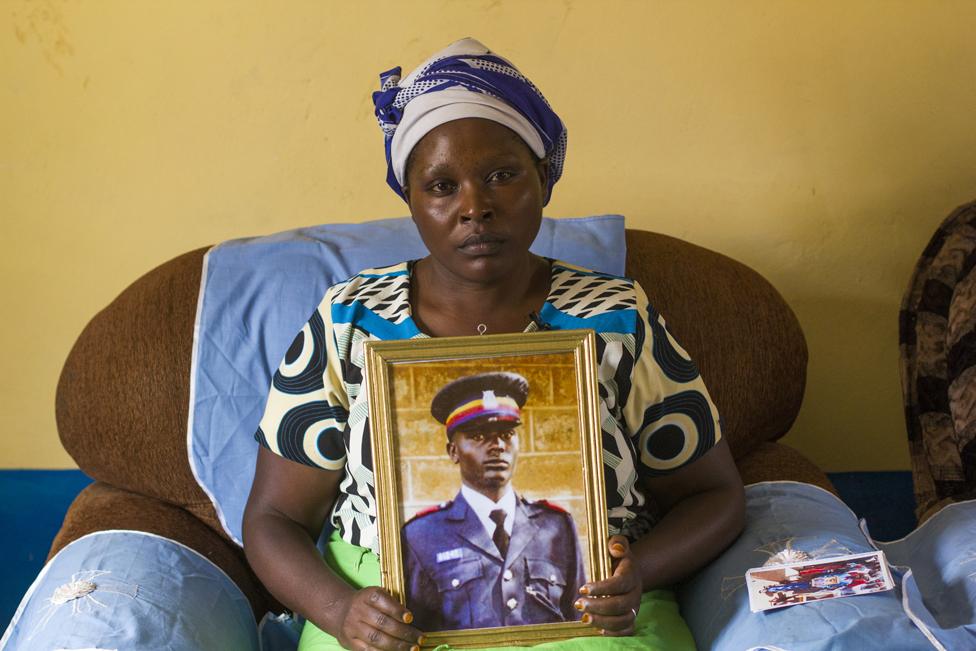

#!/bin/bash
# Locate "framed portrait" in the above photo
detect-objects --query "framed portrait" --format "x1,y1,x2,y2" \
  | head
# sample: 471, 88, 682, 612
364, 329, 610, 648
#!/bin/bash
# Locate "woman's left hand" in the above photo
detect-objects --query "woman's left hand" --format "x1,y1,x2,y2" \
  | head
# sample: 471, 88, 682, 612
575, 535, 642, 636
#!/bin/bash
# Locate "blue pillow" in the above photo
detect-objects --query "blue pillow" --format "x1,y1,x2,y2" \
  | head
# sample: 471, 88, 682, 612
187, 215, 627, 545
878, 500, 976, 649
0, 531, 258, 650
679, 482, 975, 650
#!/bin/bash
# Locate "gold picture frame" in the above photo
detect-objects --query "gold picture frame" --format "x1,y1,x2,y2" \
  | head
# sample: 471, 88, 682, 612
364, 329, 610, 649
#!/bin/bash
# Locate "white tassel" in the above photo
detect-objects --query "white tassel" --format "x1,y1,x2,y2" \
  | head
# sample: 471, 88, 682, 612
50, 580, 97, 605
764, 547, 812, 566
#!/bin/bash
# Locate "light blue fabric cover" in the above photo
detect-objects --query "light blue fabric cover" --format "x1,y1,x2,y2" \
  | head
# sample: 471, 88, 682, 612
188, 215, 627, 545
0, 530, 258, 651
259, 612, 304, 651
679, 482, 976, 650
878, 501, 976, 650
8, 486, 971, 651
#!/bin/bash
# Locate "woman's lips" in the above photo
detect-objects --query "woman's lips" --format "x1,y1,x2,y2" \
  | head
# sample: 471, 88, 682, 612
459, 233, 505, 255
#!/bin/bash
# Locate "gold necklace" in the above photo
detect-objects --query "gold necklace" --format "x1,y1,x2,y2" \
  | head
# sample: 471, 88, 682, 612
476, 312, 551, 335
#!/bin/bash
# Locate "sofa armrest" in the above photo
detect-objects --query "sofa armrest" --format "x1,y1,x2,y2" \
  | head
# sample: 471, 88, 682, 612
625, 229, 808, 462
735, 442, 836, 495
4, 501, 262, 651
49, 481, 274, 618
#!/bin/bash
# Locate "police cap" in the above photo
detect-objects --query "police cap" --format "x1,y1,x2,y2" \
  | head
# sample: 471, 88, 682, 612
431, 372, 529, 438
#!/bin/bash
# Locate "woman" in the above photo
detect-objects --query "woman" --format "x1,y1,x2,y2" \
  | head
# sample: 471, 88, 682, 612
243, 38, 745, 651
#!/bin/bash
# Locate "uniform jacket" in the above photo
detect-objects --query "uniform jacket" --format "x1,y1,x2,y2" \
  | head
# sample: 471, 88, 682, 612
401, 491, 585, 632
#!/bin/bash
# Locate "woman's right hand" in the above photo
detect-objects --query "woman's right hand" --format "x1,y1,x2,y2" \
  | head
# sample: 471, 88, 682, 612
335, 587, 425, 651
244, 450, 424, 650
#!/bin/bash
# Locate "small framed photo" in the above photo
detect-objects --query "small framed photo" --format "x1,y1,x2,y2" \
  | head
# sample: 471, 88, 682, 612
364, 330, 610, 648
745, 550, 895, 612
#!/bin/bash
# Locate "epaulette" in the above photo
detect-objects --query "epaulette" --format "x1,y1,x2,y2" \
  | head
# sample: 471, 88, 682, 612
407, 501, 452, 523
535, 499, 569, 514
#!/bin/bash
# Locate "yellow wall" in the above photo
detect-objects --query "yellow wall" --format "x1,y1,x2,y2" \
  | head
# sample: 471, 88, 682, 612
3, 1, 976, 470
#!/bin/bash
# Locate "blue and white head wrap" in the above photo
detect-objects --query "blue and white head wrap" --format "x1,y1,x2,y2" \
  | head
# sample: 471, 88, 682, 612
372, 38, 567, 205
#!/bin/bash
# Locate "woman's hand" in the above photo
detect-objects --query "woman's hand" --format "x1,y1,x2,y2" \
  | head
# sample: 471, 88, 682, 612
575, 535, 642, 636
244, 449, 424, 651
334, 587, 424, 651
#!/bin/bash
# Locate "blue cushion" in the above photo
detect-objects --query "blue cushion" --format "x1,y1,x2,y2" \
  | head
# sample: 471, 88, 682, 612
678, 482, 945, 651
0, 531, 258, 650
188, 215, 627, 544
878, 500, 976, 649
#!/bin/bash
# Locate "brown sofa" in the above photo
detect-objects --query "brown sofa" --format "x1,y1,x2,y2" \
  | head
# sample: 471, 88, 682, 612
53, 227, 833, 620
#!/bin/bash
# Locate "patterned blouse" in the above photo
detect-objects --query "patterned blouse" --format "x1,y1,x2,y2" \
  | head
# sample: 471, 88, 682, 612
256, 260, 721, 553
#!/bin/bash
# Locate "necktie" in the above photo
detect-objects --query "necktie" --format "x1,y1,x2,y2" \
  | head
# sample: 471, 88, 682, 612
490, 508, 510, 557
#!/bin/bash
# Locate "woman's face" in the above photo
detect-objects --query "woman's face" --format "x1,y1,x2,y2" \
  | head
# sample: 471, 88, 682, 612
405, 118, 549, 285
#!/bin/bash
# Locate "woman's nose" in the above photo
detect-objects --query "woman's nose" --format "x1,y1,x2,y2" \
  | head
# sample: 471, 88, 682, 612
458, 182, 493, 223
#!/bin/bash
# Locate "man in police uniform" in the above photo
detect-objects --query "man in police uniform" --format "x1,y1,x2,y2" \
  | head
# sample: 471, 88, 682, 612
401, 371, 585, 632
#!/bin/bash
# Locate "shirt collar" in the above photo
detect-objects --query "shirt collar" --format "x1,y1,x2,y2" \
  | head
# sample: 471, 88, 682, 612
460, 484, 516, 536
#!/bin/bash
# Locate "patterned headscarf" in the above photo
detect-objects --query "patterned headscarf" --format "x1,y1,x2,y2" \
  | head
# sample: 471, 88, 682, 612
372, 38, 567, 205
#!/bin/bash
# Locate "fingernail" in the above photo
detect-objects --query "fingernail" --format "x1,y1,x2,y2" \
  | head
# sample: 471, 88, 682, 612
574, 599, 584, 611
579, 585, 590, 595
581, 613, 592, 624
611, 544, 625, 554
403, 611, 414, 624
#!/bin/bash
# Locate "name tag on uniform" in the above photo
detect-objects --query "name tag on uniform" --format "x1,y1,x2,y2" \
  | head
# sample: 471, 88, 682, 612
436, 548, 463, 563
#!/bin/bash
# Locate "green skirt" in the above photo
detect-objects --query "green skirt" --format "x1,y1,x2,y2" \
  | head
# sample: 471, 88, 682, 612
298, 533, 696, 651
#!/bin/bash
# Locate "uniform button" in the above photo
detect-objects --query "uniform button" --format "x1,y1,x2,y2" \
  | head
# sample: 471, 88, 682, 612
451, 578, 460, 588
507, 598, 518, 610
503, 570, 513, 581
550, 574, 558, 583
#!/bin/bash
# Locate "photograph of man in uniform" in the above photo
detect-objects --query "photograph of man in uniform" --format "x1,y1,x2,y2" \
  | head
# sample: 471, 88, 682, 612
401, 371, 586, 632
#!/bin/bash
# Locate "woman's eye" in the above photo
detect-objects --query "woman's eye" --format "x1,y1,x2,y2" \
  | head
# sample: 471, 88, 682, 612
488, 170, 515, 183
428, 181, 455, 194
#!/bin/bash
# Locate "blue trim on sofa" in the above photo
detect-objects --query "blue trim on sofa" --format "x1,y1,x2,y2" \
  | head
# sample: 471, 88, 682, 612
827, 471, 918, 541
1, 469, 92, 629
